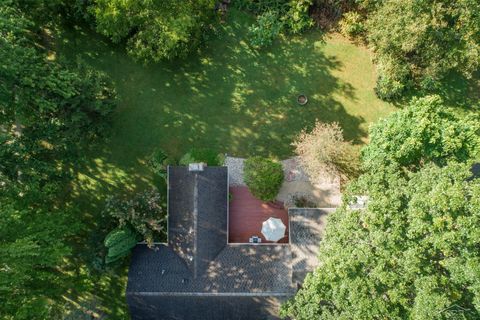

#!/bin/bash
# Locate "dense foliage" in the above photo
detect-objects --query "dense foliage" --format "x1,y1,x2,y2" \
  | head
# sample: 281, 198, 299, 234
248, 11, 284, 48
0, 3, 117, 319
339, 11, 365, 39
236, 0, 313, 47
368, 0, 480, 99
0, 199, 80, 319
281, 96, 480, 319
336, 0, 480, 99
104, 189, 165, 247
104, 227, 139, 264
292, 121, 357, 180
362, 95, 480, 171
91, 0, 217, 62
179, 148, 224, 166
244, 156, 284, 202
0, 3, 116, 202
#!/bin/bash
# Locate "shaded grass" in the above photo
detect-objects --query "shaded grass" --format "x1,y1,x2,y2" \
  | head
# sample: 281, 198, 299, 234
53, 9, 397, 318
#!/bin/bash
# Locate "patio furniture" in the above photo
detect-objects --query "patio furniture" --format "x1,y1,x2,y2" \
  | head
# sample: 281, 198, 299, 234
261, 217, 286, 242
249, 236, 262, 243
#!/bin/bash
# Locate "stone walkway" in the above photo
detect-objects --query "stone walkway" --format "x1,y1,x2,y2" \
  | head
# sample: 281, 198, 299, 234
224, 156, 341, 208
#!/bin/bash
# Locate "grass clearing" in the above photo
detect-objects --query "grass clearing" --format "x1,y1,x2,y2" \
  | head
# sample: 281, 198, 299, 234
56, 10, 394, 193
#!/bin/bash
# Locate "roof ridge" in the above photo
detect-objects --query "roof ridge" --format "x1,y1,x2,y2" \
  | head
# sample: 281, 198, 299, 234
192, 173, 199, 279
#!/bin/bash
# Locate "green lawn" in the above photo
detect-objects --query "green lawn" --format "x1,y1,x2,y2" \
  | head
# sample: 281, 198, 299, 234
54, 9, 396, 318
56, 10, 394, 194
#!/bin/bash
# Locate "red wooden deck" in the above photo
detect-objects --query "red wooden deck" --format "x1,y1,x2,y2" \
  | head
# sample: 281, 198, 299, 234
228, 186, 289, 244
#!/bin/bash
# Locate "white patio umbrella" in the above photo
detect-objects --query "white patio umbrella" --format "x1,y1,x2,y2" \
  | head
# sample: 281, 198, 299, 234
261, 217, 286, 242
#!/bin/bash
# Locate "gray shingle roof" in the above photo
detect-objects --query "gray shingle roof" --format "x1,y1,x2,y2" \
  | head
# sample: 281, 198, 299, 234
167, 166, 228, 278
127, 166, 333, 319
127, 295, 288, 320
289, 208, 335, 284
127, 244, 294, 294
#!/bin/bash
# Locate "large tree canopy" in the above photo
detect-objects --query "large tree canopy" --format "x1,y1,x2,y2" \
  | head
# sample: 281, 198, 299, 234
0, 200, 80, 319
281, 96, 480, 319
92, 0, 217, 62
0, 2, 116, 201
0, 3, 116, 319
335, 0, 480, 99
366, 0, 480, 99
362, 95, 480, 171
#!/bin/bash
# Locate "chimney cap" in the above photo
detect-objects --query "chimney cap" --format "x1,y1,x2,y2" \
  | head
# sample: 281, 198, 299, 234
189, 163, 206, 172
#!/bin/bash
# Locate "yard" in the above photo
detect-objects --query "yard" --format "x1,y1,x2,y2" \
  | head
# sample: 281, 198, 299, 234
54, 9, 396, 318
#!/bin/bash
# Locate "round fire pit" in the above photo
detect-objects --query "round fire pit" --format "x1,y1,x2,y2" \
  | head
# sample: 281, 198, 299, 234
297, 94, 308, 105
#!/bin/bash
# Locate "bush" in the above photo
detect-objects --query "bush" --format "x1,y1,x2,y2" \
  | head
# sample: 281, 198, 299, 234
339, 11, 365, 39
233, 0, 290, 15
92, 0, 217, 62
104, 189, 165, 247
147, 148, 176, 180
374, 74, 406, 101
283, 0, 313, 34
292, 121, 357, 181
366, 0, 480, 100
179, 148, 224, 166
248, 11, 284, 48
104, 227, 139, 264
373, 56, 410, 100
244, 156, 284, 202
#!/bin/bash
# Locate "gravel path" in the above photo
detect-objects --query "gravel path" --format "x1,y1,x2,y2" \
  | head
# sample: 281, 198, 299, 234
225, 156, 245, 186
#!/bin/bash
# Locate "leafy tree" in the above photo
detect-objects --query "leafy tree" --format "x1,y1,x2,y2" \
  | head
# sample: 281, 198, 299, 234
91, 0, 217, 62
236, 0, 313, 44
282, 162, 480, 319
0, 4, 117, 319
0, 3, 116, 202
104, 189, 166, 247
366, 0, 480, 99
339, 11, 365, 39
292, 120, 357, 181
0, 199, 80, 319
284, 0, 314, 33
281, 96, 480, 320
362, 95, 480, 172
244, 156, 284, 202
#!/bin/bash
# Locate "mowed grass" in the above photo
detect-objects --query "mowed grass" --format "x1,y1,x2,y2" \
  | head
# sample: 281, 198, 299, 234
55, 9, 394, 195
54, 10, 395, 318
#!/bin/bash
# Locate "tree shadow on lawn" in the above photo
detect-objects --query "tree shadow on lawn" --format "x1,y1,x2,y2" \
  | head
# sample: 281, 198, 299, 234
391, 71, 480, 111
55, 10, 365, 163
61, 160, 147, 319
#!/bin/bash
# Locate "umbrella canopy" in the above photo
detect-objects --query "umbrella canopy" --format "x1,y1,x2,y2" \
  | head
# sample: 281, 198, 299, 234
261, 217, 286, 242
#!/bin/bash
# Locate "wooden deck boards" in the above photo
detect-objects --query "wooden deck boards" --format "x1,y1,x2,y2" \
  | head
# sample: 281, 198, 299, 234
228, 186, 289, 244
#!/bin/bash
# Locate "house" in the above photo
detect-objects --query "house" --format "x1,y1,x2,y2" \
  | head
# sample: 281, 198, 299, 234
126, 165, 334, 320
